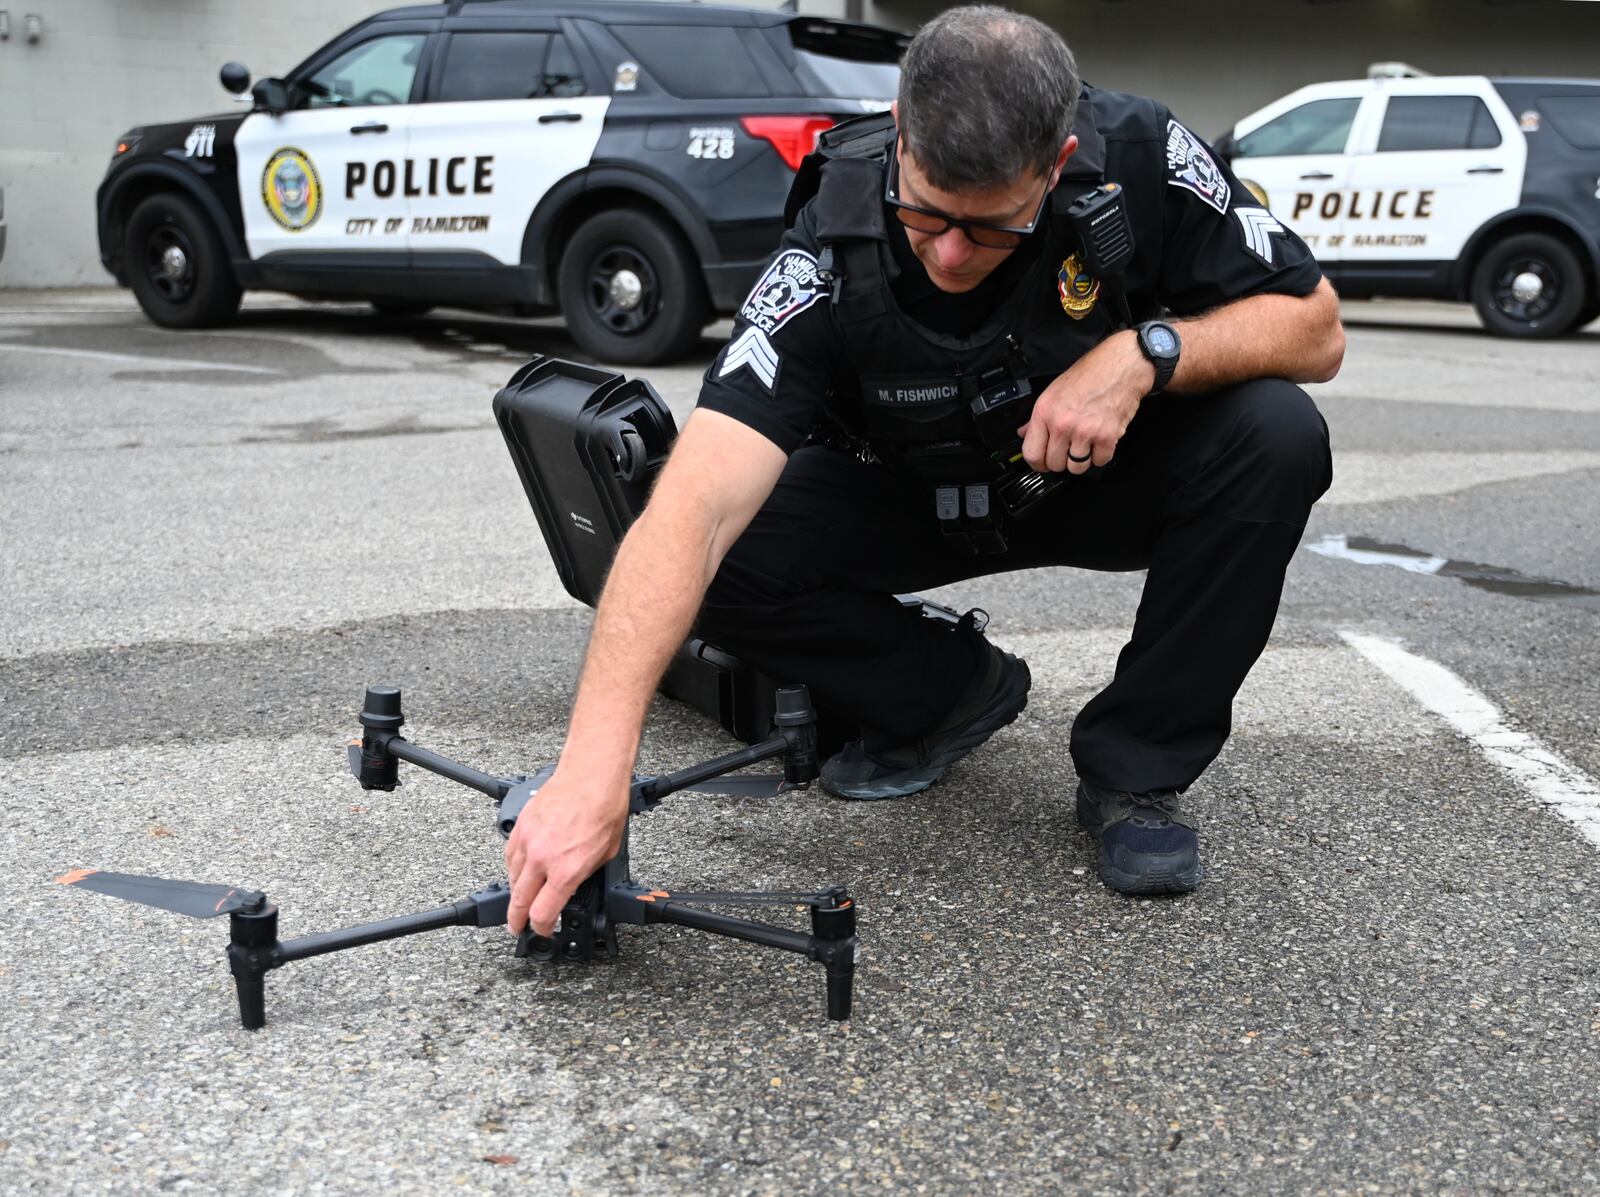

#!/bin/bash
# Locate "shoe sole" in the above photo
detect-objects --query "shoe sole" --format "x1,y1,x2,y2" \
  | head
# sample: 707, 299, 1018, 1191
1076, 787, 1202, 895
1096, 846, 1203, 896
823, 655, 1032, 800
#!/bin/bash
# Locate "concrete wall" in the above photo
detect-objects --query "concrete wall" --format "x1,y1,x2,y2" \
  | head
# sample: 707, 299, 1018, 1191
0, 0, 405, 286
0, 0, 843, 289
869, 0, 1600, 142
3, 0, 1594, 287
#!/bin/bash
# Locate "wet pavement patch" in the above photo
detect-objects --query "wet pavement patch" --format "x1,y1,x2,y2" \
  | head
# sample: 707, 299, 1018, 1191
1307, 534, 1600, 610
239, 416, 485, 444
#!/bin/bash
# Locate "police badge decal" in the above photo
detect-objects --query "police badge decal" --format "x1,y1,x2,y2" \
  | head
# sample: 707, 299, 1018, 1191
1057, 253, 1099, 319
738, 250, 825, 334
1165, 120, 1230, 215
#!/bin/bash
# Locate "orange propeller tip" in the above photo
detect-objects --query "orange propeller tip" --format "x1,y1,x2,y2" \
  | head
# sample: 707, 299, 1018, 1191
55, 868, 97, 886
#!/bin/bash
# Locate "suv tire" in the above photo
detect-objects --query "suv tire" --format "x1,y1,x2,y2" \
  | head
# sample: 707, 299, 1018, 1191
1569, 293, 1600, 335
558, 209, 708, 365
1470, 231, 1584, 339
125, 192, 242, 329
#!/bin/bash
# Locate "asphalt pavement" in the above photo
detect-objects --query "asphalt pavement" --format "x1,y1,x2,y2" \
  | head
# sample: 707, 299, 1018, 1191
1, 289, 1598, 1196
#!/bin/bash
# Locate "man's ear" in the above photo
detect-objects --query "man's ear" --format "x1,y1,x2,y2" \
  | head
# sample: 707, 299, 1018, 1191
890, 99, 899, 124
1050, 134, 1079, 188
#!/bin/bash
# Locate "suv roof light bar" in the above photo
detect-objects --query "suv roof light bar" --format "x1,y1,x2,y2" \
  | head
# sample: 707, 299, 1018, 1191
1368, 62, 1432, 80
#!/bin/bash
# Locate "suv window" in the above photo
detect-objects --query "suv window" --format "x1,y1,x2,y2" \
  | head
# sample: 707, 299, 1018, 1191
302, 34, 425, 108
612, 25, 771, 99
783, 20, 902, 100
438, 33, 547, 102
543, 37, 586, 98
1541, 95, 1600, 150
1377, 95, 1502, 152
1235, 98, 1360, 158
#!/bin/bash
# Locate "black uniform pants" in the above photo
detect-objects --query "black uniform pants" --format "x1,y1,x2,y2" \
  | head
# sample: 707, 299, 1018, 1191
699, 378, 1333, 795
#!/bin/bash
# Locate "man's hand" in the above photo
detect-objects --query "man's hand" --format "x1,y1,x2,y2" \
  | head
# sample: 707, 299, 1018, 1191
503, 767, 630, 937
1018, 330, 1155, 475
498, 410, 786, 941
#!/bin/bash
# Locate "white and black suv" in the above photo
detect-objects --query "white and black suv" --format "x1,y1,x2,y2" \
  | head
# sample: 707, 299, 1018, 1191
95, 0, 904, 363
1215, 67, 1600, 337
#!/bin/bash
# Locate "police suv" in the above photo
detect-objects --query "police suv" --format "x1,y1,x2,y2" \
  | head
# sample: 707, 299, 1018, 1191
1216, 66, 1600, 337
95, 1, 904, 363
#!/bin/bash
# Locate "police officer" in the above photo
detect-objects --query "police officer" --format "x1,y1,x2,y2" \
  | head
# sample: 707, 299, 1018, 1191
505, 6, 1343, 934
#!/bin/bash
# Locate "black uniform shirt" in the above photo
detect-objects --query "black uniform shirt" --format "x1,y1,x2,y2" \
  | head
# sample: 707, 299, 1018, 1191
697, 85, 1324, 456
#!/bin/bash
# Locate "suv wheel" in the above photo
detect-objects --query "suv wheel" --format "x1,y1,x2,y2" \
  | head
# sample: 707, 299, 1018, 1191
1569, 293, 1600, 335
125, 192, 242, 329
558, 209, 708, 365
1470, 232, 1584, 339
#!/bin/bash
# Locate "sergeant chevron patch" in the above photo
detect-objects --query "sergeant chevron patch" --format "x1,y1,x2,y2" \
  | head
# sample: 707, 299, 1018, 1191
1235, 207, 1287, 265
717, 326, 780, 391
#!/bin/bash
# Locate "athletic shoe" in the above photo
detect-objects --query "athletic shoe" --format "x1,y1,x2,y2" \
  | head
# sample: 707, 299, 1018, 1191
1075, 780, 1203, 894
820, 641, 1031, 800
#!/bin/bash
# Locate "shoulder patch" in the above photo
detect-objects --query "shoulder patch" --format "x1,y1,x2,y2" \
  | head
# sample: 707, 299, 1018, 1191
1234, 207, 1287, 266
739, 250, 826, 335
717, 326, 780, 392
1165, 120, 1231, 215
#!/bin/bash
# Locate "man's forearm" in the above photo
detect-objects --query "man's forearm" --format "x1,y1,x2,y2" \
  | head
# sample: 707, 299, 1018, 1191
1168, 278, 1346, 392
558, 499, 717, 785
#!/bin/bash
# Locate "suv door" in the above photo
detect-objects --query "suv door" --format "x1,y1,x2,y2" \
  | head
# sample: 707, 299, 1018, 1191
234, 26, 430, 260
1341, 82, 1524, 268
408, 19, 609, 272
1229, 89, 1365, 263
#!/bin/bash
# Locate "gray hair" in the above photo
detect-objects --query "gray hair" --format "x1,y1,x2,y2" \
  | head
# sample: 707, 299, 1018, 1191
896, 5, 1081, 192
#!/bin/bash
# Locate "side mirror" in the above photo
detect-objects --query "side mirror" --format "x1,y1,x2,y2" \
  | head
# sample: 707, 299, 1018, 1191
251, 77, 291, 115
220, 61, 251, 95
1212, 129, 1238, 163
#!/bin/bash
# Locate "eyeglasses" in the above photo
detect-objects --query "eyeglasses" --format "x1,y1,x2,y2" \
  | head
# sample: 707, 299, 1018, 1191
884, 141, 1050, 250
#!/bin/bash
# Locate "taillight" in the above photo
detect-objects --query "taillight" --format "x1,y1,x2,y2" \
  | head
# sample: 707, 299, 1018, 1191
739, 115, 834, 171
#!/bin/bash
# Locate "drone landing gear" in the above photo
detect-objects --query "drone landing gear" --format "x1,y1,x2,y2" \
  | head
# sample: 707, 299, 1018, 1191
354, 682, 858, 1023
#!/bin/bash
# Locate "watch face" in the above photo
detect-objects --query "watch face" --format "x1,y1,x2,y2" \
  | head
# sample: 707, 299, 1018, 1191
1147, 326, 1177, 357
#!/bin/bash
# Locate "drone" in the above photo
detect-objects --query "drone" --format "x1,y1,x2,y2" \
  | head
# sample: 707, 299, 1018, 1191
58, 683, 860, 1029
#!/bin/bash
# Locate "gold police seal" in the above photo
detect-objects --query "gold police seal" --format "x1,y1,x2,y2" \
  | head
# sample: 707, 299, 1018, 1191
261, 147, 322, 232
1057, 253, 1099, 319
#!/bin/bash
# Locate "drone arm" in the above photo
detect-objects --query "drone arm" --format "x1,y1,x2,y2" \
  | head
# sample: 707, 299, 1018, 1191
625, 890, 858, 1020
631, 733, 789, 809
630, 685, 823, 810
355, 686, 513, 799
378, 735, 512, 801
276, 884, 512, 964
225, 885, 512, 1030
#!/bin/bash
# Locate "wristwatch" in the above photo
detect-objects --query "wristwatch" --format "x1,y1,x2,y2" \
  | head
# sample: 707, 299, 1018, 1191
1135, 320, 1182, 394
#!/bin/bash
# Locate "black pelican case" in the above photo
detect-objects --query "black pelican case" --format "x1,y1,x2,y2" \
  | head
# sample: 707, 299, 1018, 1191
494, 355, 958, 753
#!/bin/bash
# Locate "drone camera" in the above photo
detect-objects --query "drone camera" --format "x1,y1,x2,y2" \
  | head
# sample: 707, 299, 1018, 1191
516, 931, 557, 962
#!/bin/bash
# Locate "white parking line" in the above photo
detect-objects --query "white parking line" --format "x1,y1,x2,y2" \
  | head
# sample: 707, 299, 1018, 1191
0, 343, 279, 375
1341, 630, 1600, 850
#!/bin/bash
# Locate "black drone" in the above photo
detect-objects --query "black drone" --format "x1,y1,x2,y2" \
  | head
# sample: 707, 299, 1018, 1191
59, 684, 860, 1028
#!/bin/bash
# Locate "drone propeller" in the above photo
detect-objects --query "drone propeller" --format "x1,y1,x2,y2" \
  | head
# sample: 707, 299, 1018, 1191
680, 773, 798, 798
55, 869, 265, 919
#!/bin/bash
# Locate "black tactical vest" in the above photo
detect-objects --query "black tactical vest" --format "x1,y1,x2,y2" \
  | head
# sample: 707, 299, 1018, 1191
795, 110, 1151, 485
